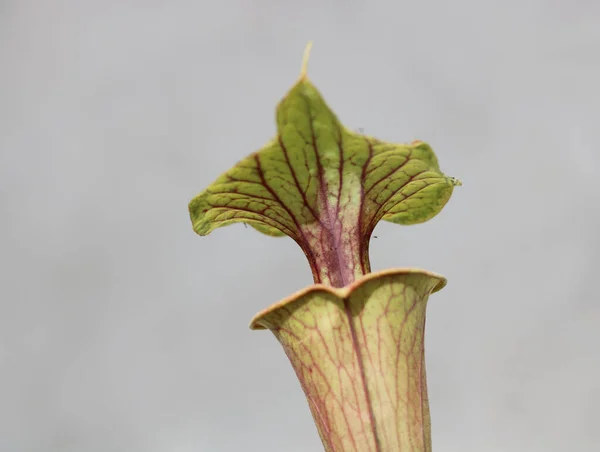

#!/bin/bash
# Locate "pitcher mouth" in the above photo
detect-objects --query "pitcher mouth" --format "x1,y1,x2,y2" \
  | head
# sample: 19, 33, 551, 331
249, 267, 446, 330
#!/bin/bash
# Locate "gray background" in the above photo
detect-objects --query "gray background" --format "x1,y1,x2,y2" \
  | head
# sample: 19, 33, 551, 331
1, 1, 599, 451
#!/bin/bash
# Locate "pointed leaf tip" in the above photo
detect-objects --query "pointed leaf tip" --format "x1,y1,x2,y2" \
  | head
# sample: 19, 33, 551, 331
300, 41, 313, 80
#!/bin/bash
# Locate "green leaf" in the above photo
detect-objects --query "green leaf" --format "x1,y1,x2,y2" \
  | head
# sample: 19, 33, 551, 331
189, 45, 460, 286
250, 268, 446, 452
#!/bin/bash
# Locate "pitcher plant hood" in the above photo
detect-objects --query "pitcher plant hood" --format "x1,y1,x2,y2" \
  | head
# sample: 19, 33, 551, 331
188, 43, 461, 288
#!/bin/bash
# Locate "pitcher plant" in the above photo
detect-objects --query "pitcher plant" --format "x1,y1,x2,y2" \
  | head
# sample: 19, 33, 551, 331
188, 43, 461, 451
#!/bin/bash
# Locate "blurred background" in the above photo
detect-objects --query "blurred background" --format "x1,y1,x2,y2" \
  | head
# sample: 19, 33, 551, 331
1, 1, 599, 451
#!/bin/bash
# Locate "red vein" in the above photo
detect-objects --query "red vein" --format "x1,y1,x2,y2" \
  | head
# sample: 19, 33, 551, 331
344, 301, 382, 452
254, 154, 321, 281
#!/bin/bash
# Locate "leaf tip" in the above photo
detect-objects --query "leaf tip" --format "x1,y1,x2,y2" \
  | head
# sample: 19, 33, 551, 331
449, 176, 463, 186
299, 41, 313, 80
